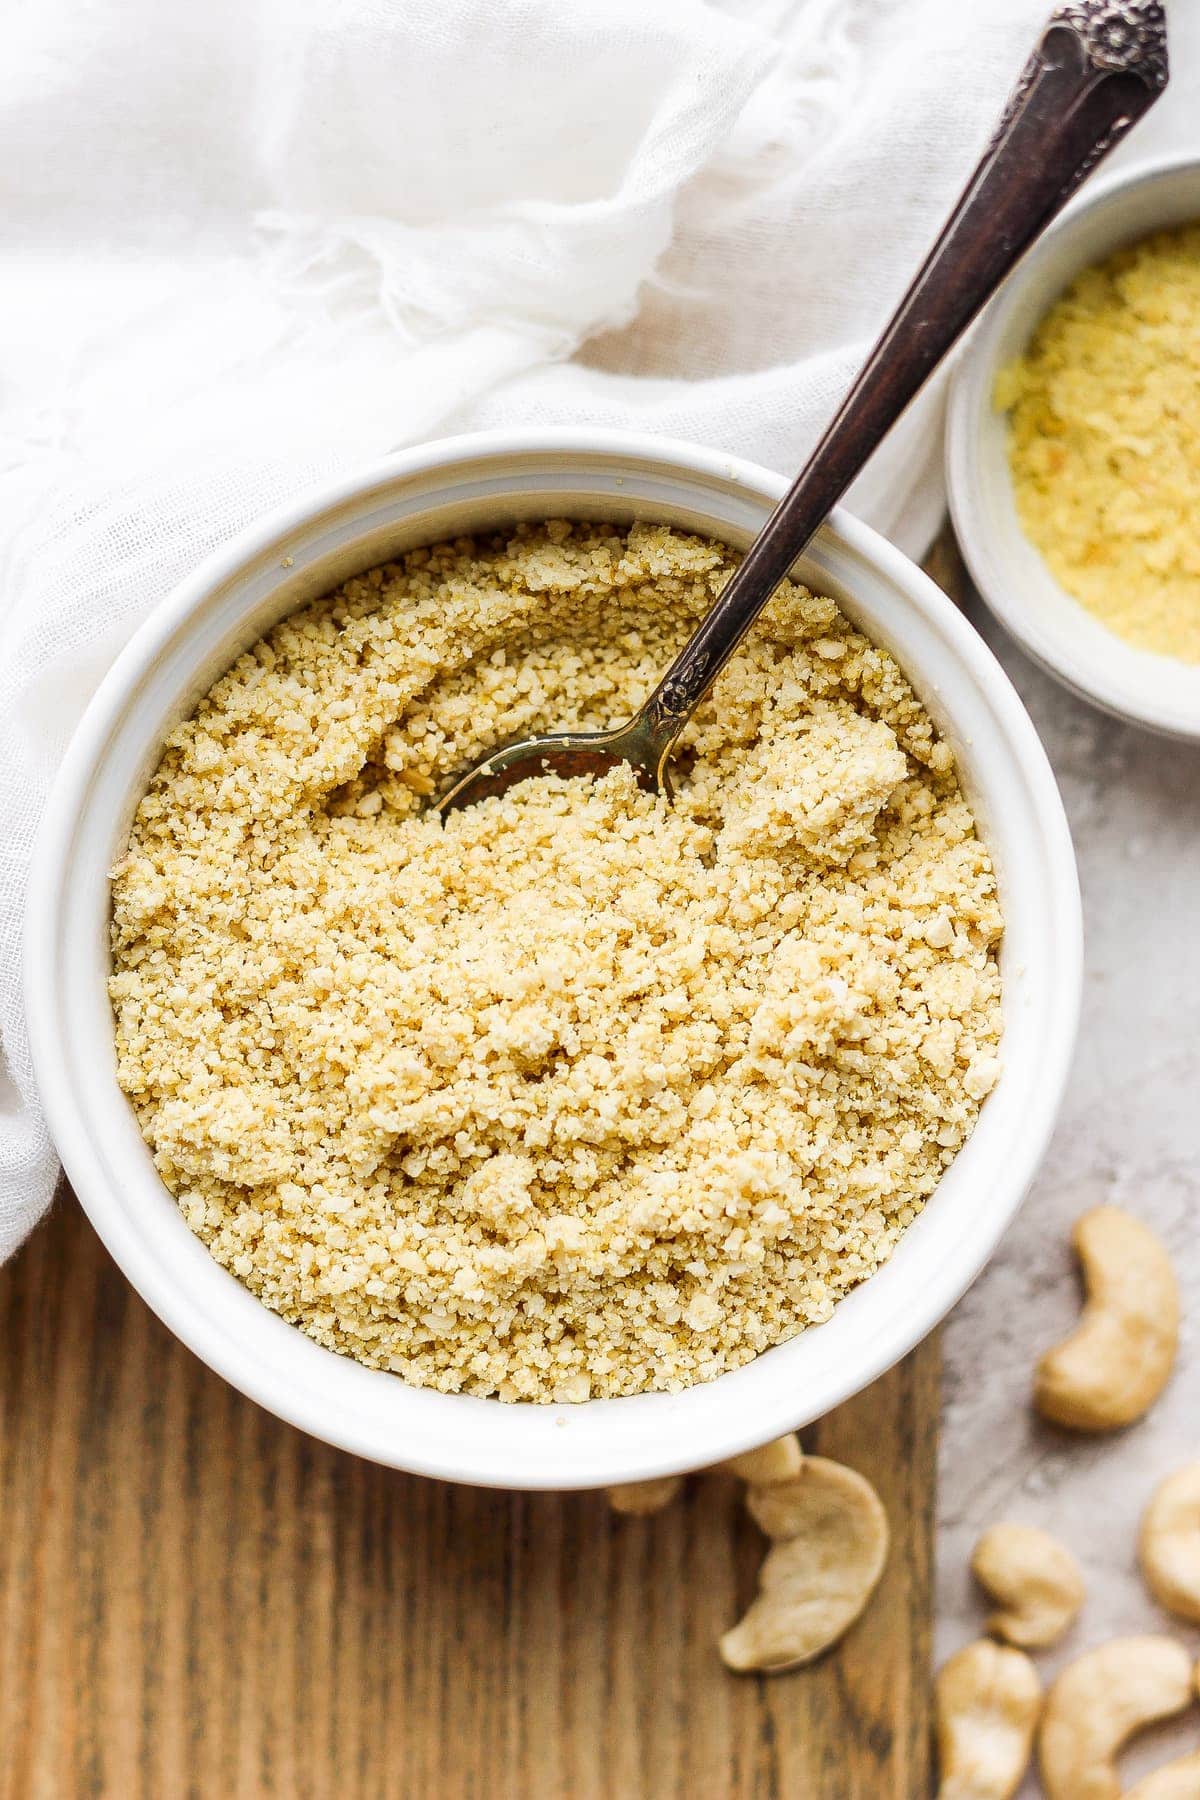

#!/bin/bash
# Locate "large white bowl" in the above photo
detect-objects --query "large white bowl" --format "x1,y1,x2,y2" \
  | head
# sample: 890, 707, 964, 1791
24, 430, 1081, 1490
947, 154, 1200, 739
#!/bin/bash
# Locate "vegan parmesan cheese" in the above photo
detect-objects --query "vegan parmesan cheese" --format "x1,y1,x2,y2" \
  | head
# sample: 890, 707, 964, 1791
109, 523, 1003, 1402
998, 222, 1200, 663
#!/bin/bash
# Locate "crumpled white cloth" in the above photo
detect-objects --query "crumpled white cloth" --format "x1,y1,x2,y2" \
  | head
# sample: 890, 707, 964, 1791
0, 0, 1192, 1258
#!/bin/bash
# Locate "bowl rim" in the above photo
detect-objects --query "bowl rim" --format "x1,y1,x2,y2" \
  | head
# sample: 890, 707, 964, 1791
946, 149, 1200, 741
24, 426, 1082, 1487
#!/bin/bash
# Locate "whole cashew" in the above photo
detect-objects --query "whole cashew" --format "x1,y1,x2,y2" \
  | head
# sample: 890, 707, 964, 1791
720, 1457, 889, 1673
1140, 1464, 1200, 1624
970, 1522, 1085, 1648
1034, 1206, 1179, 1432
743, 1454, 885, 1544
717, 1434, 803, 1485
1126, 1751, 1200, 1799
606, 1475, 683, 1515
1038, 1636, 1195, 1800
934, 1639, 1042, 1800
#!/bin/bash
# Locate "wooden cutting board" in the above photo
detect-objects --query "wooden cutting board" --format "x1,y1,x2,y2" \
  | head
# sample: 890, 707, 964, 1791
0, 1193, 936, 1800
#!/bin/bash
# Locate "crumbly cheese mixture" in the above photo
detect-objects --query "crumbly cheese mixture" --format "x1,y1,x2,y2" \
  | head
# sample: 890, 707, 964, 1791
998, 222, 1200, 662
110, 523, 1002, 1402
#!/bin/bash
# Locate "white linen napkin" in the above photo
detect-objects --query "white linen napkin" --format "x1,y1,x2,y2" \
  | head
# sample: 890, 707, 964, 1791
0, 0, 1194, 1257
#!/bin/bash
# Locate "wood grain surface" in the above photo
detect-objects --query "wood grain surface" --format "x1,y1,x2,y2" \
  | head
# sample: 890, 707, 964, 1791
0, 1192, 938, 1800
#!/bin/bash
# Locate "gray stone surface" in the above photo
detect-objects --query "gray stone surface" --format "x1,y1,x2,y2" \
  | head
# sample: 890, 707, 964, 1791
938, 591, 1200, 1788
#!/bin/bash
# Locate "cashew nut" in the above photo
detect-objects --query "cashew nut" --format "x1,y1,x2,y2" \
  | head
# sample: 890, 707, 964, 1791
1034, 1206, 1179, 1432
1126, 1751, 1200, 1799
719, 1456, 889, 1672
716, 1434, 803, 1485
1140, 1464, 1200, 1624
970, 1522, 1085, 1648
1038, 1636, 1195, 1800
606, 1475, 683, 1515
934, 1639, 1042, 1800
743, 1454, 885, 1544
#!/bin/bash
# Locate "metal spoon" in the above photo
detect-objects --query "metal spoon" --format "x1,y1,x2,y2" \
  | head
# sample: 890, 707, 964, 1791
437, 0, 1166, 816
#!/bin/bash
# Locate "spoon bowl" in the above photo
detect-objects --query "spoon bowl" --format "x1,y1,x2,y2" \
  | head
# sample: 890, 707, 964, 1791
437, 718, 672, 814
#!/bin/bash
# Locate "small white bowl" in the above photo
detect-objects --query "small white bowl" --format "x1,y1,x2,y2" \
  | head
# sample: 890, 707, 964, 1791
947, 153, 1200, 740
24, 430, 1081, 1490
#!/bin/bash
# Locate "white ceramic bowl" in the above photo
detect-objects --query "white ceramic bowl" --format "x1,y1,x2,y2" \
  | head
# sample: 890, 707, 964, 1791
25, 429, 1082, 1490
947, 153, 1200, 740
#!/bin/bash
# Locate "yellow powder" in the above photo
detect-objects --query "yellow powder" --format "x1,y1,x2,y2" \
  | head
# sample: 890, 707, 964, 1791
109, 523, 1002, 1403
998, 222, 1200, 662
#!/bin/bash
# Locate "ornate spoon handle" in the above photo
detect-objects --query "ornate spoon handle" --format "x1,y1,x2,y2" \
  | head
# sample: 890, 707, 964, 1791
638, 0, 1167, 763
